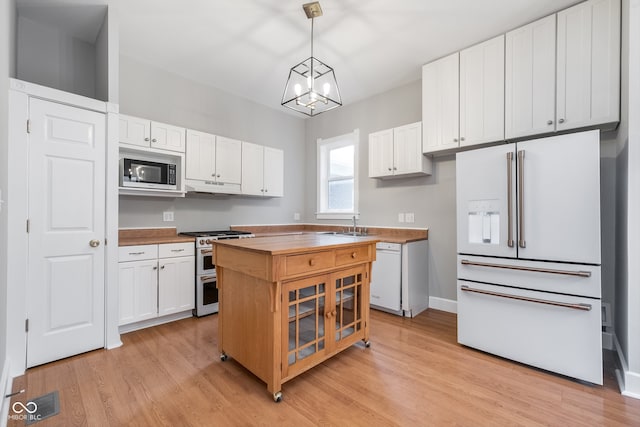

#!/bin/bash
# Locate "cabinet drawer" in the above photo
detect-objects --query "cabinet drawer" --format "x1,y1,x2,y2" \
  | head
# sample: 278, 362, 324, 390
284, 250, 334, 276
119, 244, 158, 262
335, 245, 371, 266
158, 242, 194, 258
457, 280, 602, 384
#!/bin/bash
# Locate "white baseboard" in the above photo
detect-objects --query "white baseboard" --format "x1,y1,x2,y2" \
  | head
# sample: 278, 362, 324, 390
614, 334, 640, 399
429, 297, 457, 314
1, 360, 13, 427
118, 310, 194, 335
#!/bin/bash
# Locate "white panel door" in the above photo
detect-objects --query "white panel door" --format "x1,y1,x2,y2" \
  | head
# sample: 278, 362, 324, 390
393, 122, 422, 175
460, 35, 505, 147
151, 121, 185, 153
516, 131, 601, 264
368, 129, 393, 177
185, 129, 216, 181
158, 256, 195, 316
556, 0, 620, 131
27, 98, 105, 367
118, 259, 159, 325
505, 15, 556, 139
119, 114, 150, 147
422, 53, 459, 153
216, 136, 242, 184
263, 147, 284, 197
241, 142, 265, 196
456, 143, 517, 258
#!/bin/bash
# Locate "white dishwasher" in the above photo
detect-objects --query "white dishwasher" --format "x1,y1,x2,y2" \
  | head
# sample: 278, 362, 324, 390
370, 242, 402, 313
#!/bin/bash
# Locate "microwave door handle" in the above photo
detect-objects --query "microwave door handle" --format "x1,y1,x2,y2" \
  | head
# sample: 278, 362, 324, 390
507, 152, 514, 248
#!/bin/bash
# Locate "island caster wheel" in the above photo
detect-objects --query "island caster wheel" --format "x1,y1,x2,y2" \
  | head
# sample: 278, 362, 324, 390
220, 353, 228, 361
364, 340, 371, 348
273, 391, 283, 403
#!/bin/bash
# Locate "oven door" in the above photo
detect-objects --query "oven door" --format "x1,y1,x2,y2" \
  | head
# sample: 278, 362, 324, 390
196, 273, 219, 316
197, 247, 215, 275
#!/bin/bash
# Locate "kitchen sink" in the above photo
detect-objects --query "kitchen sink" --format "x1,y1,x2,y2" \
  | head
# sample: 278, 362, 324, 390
321, 231, 368, 237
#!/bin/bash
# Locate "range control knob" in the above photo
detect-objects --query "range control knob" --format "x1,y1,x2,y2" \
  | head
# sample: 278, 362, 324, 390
199, 239, 205, 245
205, 239, 212, 245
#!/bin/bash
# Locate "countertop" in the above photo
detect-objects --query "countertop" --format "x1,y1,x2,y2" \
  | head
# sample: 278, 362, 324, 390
119, 228, 194, 246
212, 233, 379, 256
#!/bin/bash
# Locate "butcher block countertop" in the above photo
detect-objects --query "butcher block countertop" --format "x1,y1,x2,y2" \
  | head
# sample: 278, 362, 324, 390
231, 224, 428, 244
118, 227, 195, 246
212, 233, 379, 256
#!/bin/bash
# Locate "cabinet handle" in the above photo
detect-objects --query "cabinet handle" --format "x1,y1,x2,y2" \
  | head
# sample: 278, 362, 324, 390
506, 152, 514, 248
460, 259, 591, 277
144, 137, 150, 142
128, 251, 144, 255
558, 118, 565, 124
453, 138, 458, 142
517, 150, 526, 248
152, 138, 157, 142
547, 120, 553, 125
170, 249, 184, 253
308, 259, 317, 266
351, 252, 357, 259
460, 285, 592, 311
460, 137, 465, 142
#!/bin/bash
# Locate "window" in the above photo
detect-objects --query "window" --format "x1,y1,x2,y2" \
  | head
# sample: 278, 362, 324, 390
317, 130, 359, 220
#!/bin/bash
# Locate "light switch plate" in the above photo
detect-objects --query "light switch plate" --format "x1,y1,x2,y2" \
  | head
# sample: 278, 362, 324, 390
163, 211, 174, 222
293, 212, 301, 221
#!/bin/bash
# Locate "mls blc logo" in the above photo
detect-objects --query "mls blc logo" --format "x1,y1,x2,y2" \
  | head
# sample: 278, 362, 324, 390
8, 400, 40, 421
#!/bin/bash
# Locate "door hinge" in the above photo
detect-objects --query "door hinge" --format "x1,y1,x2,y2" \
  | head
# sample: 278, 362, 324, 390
26, 219, 30, 233
25, 319, 29, 332
26, 119, 30, 134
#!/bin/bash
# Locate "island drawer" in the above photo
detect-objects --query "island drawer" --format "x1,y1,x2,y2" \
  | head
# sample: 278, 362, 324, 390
284, 250, 334, 276
335, 245, 371, 266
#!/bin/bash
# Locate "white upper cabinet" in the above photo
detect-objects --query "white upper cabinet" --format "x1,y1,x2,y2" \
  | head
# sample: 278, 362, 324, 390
185, 130, 242, 193
556, 0, 620, 131
505, 15, 557, 139
215, 136, 242, 185
241, 142, 284, 197
370, 122, 431, 178
422, 52, 460, 154
185, 129, 216, 181
459, 35, 505, 147
119, 114, 185, 153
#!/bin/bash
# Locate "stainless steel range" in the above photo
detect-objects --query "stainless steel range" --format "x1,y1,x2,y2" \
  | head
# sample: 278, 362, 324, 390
180, 230, 254, 316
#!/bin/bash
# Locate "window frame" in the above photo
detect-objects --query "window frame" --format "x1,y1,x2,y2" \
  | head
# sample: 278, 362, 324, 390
316, 129, 359, 220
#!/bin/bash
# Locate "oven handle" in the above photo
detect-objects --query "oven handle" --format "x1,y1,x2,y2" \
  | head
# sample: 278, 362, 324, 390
460, 285, 592, 311
200, 249, 213, 255
200, 275, 216, 281
460, 259, 591, 278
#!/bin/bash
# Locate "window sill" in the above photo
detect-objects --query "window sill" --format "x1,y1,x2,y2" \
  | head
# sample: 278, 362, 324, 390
316, 212, 360, 221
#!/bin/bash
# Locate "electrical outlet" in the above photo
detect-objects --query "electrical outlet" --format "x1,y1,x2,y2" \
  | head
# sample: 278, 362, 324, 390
293, 212, 301, 221
405, 212, 415, 223
163, 211, 174, 222
398, 213, 405, 223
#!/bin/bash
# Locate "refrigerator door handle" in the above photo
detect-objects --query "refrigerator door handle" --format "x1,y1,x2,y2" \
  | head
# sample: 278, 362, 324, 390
517, 150, 526, 248
460, 259, 592, 277
460, 285, 592, 311
507, 152, 514, 248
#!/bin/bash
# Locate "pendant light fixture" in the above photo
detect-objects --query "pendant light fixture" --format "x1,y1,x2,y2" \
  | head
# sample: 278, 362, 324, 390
281, 2, 342, 116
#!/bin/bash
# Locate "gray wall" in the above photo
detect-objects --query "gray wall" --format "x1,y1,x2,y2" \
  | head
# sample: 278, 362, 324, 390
118, 55, 306, 231
304, 80, 458, 301
16, 15, 96, 98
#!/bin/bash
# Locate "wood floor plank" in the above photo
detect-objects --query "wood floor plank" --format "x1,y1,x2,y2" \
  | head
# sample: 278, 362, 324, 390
7, 309, 640, 426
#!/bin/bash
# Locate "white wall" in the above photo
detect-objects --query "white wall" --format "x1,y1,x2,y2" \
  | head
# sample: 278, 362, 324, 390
304, 80, 458, 301
117, 55, 306, 230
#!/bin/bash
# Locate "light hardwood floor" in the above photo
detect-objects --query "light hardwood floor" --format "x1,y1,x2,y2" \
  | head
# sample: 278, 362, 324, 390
8, 309, 640, 426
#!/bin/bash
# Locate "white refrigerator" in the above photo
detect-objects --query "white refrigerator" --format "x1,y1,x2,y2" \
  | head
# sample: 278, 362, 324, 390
456, 129, 602, 384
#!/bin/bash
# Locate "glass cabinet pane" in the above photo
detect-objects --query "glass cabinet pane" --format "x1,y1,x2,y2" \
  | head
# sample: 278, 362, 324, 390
286, 281, 326, 367
334, 272, 363, 341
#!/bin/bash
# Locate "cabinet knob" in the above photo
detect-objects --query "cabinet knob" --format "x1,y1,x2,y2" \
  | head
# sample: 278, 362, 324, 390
153, 266, 158, 270
217, 174, 221, 178
332, 310, 337, 317
393, 167, 397, 170
264, 189, 268, 193
388, 167, 392, 171
453, 138, 458, 142
325, 311, 332, 318
212, 174, 216, 177
144, 137, 150, 142
460, 137, 465, 142
351, 252, 357, 259
160, 265, 165, 270
308, 259, 316, 266
152, 138, 157, 142
558, 118, 565, 124
547, 120, 553, 125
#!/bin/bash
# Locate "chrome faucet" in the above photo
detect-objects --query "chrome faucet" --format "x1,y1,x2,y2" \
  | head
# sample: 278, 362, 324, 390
352, 215, 357, 235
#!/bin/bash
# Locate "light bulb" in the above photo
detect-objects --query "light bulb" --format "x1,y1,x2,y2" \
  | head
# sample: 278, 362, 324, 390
307, 75, 312, 89
294, 84, 302, 96
323, 83, 330, 96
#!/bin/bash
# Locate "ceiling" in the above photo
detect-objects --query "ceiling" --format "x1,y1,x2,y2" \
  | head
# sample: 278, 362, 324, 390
19, 0, 584, 116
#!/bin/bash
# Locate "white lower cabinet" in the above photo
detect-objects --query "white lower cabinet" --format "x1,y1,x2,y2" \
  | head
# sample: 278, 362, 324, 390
118, 242, 195, 328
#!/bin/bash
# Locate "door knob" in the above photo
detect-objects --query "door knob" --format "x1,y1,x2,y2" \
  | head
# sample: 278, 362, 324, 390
89, 239, 100, 247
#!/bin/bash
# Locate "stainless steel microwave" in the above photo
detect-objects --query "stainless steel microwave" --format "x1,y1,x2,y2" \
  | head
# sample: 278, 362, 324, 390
120, 158, 177, 190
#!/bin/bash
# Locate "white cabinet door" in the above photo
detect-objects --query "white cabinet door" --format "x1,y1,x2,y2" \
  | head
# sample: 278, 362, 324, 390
158, 255, 195, 316
422, 52, 459, 153
150, 121, 185, 153
185, 129, 216, 181
505, 15, 556, 139
118, 259, 159, 325
556, 0, 620, 131
456, 143, 517, 259
119, 114, 150, 147
241, 141, 265, 196
368, 128, 393, 177
216, 136, 242, 185
517, 131, 601, 264
263, 146, 284, 197
393, 122, 422, 175
460, 35, 505, 147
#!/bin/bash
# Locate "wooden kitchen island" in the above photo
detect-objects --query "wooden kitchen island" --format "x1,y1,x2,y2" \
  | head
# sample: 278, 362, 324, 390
213, 233, 378, 402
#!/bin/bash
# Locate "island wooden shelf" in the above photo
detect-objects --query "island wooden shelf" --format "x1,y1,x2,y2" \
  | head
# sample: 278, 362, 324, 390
213, 234, 378, 402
